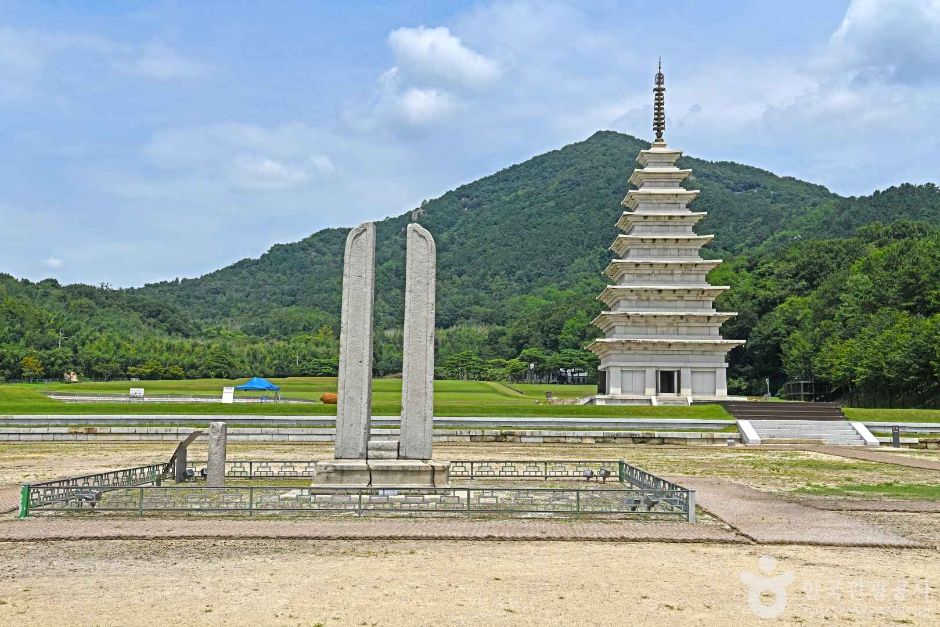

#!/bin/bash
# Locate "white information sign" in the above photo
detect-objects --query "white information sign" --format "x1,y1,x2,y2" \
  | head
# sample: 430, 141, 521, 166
129, 387, 145, 398
221, 386, 235, 404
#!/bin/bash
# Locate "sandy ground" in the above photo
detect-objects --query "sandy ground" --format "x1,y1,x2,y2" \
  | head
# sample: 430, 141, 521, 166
2, 441, 938, 625
0, 540, 937, 626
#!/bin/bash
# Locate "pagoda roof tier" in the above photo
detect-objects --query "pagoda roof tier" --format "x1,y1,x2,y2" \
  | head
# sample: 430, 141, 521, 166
616, 211, 705, 231
610, 234, 713, 256
592, 310, 738, 332
636, 143, 683, 168
622, 188, 700, 209
603, 258, 722, 279
598, 284, 730, 307
628, 167, 691, 187
587, 337, 746, 357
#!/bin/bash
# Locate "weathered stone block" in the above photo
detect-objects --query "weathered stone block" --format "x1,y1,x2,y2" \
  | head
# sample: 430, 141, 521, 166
206, 421, 227, 487
311, 459, 371, 486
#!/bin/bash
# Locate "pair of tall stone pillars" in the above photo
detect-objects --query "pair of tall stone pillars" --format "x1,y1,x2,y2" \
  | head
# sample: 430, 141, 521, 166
334, 221, 435, 461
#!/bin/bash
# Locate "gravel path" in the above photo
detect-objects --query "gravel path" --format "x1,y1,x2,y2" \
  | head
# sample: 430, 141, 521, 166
679, 477, 926, 547
0, 517, 743, 543
805, 446, 940, 470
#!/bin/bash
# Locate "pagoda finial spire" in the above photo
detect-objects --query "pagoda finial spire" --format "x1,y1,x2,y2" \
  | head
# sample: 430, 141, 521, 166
653, 58, 666, 142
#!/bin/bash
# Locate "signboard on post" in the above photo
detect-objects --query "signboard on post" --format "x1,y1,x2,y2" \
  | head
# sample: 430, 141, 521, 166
221, 386, 235, 404
129, 388, 145, 399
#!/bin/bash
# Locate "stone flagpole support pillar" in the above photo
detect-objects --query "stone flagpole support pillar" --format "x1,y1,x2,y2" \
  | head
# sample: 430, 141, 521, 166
206, 421, 227, 487
400, 224, 436, 460
335, 222, 376, 459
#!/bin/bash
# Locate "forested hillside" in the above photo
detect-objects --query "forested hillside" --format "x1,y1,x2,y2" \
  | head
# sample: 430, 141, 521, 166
2, 131, 939, 405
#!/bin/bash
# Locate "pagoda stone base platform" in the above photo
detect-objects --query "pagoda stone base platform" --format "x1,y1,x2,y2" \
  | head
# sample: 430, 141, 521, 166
583, 394, 747, 406
311, 459, 450, 488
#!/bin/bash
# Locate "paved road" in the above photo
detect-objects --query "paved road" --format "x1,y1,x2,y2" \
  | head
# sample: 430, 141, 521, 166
805, 446, 940, 471
678, 477, 925, 548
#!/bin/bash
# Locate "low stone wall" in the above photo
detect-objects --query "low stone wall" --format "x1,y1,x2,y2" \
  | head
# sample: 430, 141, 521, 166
0, 425, 740, 446
876, 437, 940, 450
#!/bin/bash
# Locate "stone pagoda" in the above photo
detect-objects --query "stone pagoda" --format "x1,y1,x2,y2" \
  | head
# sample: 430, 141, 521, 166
587, 61, 744, 405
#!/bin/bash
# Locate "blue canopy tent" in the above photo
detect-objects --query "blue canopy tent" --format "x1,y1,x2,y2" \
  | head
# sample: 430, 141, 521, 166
234, 377, 281, 402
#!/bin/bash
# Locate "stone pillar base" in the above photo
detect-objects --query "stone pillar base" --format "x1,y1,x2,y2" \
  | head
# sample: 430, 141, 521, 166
312, 459, 450, 488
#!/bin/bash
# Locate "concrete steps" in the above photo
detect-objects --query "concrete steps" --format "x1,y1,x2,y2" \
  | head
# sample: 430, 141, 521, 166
747, 420, 866, 445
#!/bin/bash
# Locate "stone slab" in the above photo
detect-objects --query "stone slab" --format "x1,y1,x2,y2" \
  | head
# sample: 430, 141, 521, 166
311, 460, 372, 486
311, 460, 450, 488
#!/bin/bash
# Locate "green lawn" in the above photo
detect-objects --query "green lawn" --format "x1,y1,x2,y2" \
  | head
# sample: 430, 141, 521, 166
842, 408, 940, 423
796, 482, 940, 500
0, 378, 730, 418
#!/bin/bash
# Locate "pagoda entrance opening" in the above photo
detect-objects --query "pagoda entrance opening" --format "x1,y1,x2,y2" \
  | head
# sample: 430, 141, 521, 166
657, 370, 679, 395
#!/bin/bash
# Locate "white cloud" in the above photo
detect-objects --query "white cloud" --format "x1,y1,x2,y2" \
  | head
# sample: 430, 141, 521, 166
824, 0, 940, 85
141, 122, 334, 192
115, 42, 211, 80
388, 25, 500, 89
0, 25, 114, 101
396, 87, 455, 125
230, 155, 324, 191
42, 257, 63, 269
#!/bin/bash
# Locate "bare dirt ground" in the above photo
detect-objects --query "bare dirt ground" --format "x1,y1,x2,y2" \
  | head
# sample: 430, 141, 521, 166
0, 540, 937, 626
1, 441, 938, 625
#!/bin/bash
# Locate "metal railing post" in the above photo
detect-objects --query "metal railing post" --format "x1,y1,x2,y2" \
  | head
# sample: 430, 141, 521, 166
138, 487, 144, 516
357, 490, 363, 516
576, 490, 581, 516
249, 487, 254, 516
18, 485, 29, 519
466, 488, 471, 518
544, 461, 548, 480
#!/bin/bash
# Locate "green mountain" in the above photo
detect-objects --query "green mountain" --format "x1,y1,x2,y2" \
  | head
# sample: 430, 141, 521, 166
137, 131, 838, 330
3, 131, 939, 404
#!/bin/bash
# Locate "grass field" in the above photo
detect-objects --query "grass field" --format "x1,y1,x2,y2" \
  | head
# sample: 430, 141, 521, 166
0, 378, 730, 418
797, 482, 940, 500
3, 378, 940, 421
842, 407, 940, 423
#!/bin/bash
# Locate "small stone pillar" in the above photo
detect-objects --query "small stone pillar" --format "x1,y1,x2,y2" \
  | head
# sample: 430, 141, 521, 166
206, 421, 227, 487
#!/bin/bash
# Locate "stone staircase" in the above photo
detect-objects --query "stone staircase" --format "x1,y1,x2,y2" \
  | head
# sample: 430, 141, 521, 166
721, 401, 871, 446
747, 420, 867, 445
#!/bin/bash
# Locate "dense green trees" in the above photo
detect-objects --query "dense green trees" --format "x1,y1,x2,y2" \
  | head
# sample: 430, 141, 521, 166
718, 222, 940, 405
1, 132, 938, 406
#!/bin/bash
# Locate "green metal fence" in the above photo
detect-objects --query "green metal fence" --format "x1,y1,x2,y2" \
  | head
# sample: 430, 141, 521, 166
19, 459, 696, 521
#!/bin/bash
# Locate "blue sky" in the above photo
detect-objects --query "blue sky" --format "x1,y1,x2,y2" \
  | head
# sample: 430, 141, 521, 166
2, 0, 939, 286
